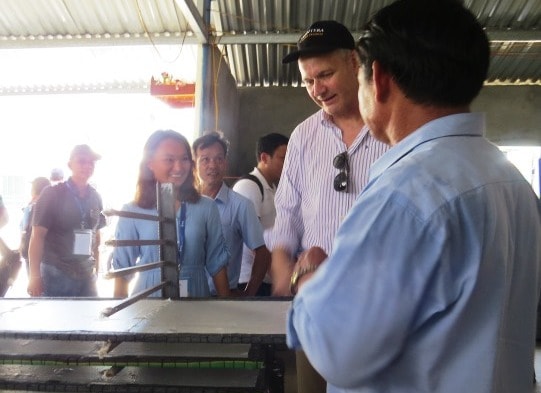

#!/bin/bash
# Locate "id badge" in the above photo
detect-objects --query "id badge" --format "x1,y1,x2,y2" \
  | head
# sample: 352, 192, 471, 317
73, 229, 93, 256
179, 279, 188, 298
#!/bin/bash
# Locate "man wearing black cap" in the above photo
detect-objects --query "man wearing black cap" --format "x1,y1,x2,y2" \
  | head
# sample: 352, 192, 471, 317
27, 144, 106, 297
286, 1, 541, 392
267, 20, 388, 393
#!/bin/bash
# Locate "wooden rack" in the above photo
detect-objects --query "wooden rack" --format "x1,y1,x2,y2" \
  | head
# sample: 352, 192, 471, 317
0, 183, 291, 392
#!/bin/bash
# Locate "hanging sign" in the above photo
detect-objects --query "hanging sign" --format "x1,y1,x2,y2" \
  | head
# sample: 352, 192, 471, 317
150, 72, 195, 109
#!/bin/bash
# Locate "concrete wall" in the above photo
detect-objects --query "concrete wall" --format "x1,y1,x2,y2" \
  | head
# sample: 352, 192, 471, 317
472, 85, 541, 146
230, 85, 541, 176
196, 46, 239, 146
232, 87, 316, 175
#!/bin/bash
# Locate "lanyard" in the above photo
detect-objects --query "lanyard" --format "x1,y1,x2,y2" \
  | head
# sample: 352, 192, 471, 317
176, 202, 187, 266
65, 181, 88, 229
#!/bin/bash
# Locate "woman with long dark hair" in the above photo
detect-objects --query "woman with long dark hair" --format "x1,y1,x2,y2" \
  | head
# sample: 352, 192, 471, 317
113, 130, 230, 298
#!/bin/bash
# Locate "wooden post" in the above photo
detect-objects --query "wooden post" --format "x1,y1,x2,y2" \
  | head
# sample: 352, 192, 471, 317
157, 183, 180, 299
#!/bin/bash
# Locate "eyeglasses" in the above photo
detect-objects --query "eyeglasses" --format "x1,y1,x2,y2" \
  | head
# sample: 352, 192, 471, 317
333, 151, 349, 192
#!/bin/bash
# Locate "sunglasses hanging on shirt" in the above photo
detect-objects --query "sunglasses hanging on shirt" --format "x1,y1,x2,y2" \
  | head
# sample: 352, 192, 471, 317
333, 151, 349, 192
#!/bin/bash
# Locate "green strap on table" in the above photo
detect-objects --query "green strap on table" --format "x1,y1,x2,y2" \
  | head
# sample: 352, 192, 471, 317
1, 359, 264, 369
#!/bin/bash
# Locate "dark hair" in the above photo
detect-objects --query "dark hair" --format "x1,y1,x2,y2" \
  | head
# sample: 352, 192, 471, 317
134, 130, 200, 209
31, 177, 51, 197
192, 131, 229, 158
256, 133, 289, 162
356, 0, 489, 107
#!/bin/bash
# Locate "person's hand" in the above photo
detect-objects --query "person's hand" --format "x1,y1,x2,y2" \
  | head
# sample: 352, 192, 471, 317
27, 276, 43, 297
297, 246, 327, 269
270, 248, 295, 296
228, 288, 246, 298
290, 247, 328, 295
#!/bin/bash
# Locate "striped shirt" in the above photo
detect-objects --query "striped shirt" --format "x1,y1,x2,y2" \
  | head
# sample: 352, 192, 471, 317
267, 109, 389, 256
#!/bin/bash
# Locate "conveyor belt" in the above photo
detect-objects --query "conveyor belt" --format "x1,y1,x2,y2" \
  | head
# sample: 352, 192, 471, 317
0, 299, 290, 345
0, 299, 290, 392
0, 365, 266, 392
0, 339, 262, 364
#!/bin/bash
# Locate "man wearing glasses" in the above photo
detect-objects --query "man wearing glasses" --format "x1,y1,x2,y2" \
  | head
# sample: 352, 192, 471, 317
287, 1, 541, 392
267, 20, 388, 393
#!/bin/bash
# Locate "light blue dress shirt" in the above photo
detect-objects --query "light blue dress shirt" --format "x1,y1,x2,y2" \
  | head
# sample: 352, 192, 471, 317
209, 183, 265, 291
288, 113, 541, 393
112, 196, 229, 298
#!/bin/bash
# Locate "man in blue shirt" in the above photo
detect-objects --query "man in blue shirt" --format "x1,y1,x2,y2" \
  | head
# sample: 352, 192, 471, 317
287, 1, 541, 392
193, 131, 269, 296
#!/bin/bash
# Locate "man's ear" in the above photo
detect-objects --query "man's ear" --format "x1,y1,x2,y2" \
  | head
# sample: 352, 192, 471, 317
349, 50, 360, 71
260, 152, 271, 165
372, 60, 392, 103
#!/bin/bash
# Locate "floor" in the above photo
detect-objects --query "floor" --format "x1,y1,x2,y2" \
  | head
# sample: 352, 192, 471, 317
277, 349, 296, 393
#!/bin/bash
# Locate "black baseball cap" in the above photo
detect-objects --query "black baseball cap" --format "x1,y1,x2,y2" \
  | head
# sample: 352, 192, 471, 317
282, 20, 355, 64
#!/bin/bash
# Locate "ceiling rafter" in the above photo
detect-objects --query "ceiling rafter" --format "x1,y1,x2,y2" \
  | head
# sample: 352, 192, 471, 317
0, 0, 538, 88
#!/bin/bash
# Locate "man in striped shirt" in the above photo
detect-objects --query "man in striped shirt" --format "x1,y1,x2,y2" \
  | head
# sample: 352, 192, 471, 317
267, 20, 389, 393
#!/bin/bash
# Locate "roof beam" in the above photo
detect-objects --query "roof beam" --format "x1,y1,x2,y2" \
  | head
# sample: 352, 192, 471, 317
0, 29, 538, 50
0, 33, 200, 49
214, 30, 541, 45
174, 0, 208, 44
485, 29, 541, 43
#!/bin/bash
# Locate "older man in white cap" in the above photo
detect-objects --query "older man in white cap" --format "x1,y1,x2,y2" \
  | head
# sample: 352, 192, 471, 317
49, 167, 64, 185
27, 144, 106, 297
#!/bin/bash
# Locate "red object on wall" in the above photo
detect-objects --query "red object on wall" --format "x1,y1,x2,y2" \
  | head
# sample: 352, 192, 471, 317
150, 75, 195, 109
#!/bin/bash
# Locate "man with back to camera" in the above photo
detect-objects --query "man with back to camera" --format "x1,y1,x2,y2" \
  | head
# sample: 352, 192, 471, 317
19, 176, 51, 277
0, 195, 7, 230
27, 144, 106, 297
267, 19, 389, 393
49, 167, 64, 186
287, 1, 541, 392
233, 133, 289, 296
193, 131, 270, 297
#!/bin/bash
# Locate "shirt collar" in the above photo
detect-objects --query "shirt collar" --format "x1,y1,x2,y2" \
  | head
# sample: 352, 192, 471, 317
253, 167, 274, 190
369, 112, 486, 182
319, 109, 372, 154
66, 177, 91, 196
214, 182, 230, 203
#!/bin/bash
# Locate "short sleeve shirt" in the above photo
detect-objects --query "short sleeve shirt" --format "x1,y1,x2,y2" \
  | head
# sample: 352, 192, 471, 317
32, 179, 106, 273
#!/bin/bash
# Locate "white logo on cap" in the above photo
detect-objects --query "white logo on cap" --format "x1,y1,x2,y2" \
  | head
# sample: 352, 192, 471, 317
300, 28, 325, 43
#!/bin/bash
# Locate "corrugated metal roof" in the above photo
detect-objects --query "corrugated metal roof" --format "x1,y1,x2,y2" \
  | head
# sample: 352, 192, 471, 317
214, 0, 541, 86
0, 0, 539, 92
